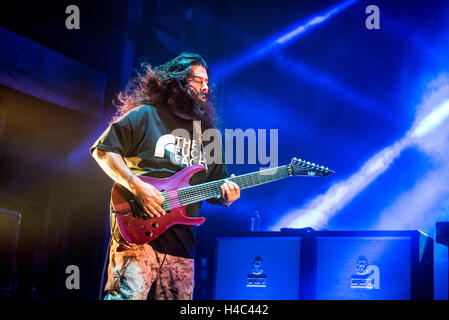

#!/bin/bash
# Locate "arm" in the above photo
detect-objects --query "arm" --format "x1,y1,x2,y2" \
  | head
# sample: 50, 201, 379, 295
92, 148, 166, 218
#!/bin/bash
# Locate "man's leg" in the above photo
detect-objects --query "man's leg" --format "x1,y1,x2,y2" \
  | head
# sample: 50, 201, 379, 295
152, 254, 195, 300
103, 241, 159, 300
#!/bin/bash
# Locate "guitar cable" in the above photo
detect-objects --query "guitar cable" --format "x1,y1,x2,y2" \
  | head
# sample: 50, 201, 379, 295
154, 253, 167, 289
98, 215, 115, 300
99, 211, 129, 300
98, 234, 112, 300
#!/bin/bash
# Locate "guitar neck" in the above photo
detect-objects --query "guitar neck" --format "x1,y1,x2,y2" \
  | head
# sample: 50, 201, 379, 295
177, 165, 291, 206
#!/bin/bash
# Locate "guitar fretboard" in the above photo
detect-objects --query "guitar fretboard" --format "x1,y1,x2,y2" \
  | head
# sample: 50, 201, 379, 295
177, 165, 291, 206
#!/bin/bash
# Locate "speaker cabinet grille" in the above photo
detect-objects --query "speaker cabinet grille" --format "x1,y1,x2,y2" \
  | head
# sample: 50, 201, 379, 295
214, 235, 302, 300
313, 231, 433, 300
213, 230, 433, 300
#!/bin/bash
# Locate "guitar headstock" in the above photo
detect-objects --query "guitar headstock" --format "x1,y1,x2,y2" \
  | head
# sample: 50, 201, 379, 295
288, 157, 335, 177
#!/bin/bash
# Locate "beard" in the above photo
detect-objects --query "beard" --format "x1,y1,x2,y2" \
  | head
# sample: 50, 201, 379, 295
168, 85, 216, 130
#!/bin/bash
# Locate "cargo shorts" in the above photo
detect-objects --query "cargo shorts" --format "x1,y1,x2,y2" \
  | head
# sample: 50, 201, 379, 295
103, 239, 195, 300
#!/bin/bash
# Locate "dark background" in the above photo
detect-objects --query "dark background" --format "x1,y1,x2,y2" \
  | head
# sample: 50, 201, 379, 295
0, 0, 448, 300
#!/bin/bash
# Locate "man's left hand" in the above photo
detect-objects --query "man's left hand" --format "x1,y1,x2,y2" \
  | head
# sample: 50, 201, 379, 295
219, 174, 240, 206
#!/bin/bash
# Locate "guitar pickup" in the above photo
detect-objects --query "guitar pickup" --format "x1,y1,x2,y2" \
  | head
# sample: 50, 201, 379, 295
129, 199, 151, 219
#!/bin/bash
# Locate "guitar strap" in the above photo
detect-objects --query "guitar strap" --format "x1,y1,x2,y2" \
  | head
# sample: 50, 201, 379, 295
193, 120, 202, 145
193, 120, 208, 171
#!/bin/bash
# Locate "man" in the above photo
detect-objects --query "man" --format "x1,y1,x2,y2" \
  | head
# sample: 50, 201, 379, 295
90, 53, 240, 300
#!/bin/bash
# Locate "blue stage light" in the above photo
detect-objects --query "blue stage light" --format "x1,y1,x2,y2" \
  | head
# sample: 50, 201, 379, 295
275, 55, 385, 117
273, 0, 359, 46
211, 0, 360, 80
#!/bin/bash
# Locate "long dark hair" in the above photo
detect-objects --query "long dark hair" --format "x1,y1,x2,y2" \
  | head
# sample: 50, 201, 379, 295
111, 52, 217, 129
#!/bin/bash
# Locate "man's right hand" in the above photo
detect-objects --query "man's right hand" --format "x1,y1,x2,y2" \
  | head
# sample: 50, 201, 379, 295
91, 149, 166, 218
130, 176, 166, 218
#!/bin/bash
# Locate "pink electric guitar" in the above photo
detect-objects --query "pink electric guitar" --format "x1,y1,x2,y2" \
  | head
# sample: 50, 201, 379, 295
111, 157, 334, 245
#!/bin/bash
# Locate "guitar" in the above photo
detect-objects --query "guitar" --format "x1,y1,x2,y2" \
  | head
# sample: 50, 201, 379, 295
111, 157, 334, 245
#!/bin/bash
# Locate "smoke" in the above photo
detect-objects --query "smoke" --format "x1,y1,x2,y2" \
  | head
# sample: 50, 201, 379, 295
408, 74, 449, 161
271, 74, 449, 231
374, 167, 449, 231
374, 74, 449, 232
271, 139, 407, 230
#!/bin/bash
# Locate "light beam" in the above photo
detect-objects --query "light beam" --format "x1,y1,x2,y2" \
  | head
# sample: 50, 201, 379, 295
212, 0, 360, 80
271, 74, 449, 231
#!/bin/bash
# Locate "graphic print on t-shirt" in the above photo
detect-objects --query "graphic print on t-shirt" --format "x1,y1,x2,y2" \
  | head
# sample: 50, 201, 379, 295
154, 133, 207, 169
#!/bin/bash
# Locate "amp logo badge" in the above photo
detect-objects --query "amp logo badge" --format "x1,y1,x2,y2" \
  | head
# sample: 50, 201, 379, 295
350, 256, 380, 290
246, 256, 266, 288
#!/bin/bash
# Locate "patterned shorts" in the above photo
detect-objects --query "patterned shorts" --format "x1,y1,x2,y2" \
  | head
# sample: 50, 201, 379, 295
103, 239, 195, 300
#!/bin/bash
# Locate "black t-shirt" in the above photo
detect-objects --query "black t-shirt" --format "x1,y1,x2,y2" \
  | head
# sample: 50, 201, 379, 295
90, 104, 227, 258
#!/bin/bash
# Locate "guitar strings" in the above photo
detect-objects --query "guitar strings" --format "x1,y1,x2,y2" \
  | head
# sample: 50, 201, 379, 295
176, 166, 289, 206
180, 167, 287, 204
161, 162, 330, 209
180, 168, 279, 201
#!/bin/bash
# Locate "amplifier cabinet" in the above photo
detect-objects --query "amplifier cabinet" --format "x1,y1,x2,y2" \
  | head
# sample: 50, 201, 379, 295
213, 232, 312, 300
310, 230, 433, 300
213, 230, 433, 300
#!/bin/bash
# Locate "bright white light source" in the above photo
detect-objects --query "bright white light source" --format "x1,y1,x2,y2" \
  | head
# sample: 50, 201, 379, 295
411, 99, 449, 138
275, 0, 358, 45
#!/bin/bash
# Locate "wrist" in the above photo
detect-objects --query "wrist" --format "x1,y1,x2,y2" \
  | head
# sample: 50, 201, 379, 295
128, 175, 143, 194
218, 197, 232, 207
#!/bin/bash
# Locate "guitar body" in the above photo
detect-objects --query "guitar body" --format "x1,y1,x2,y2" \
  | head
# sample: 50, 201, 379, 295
111, 165, 207, 245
